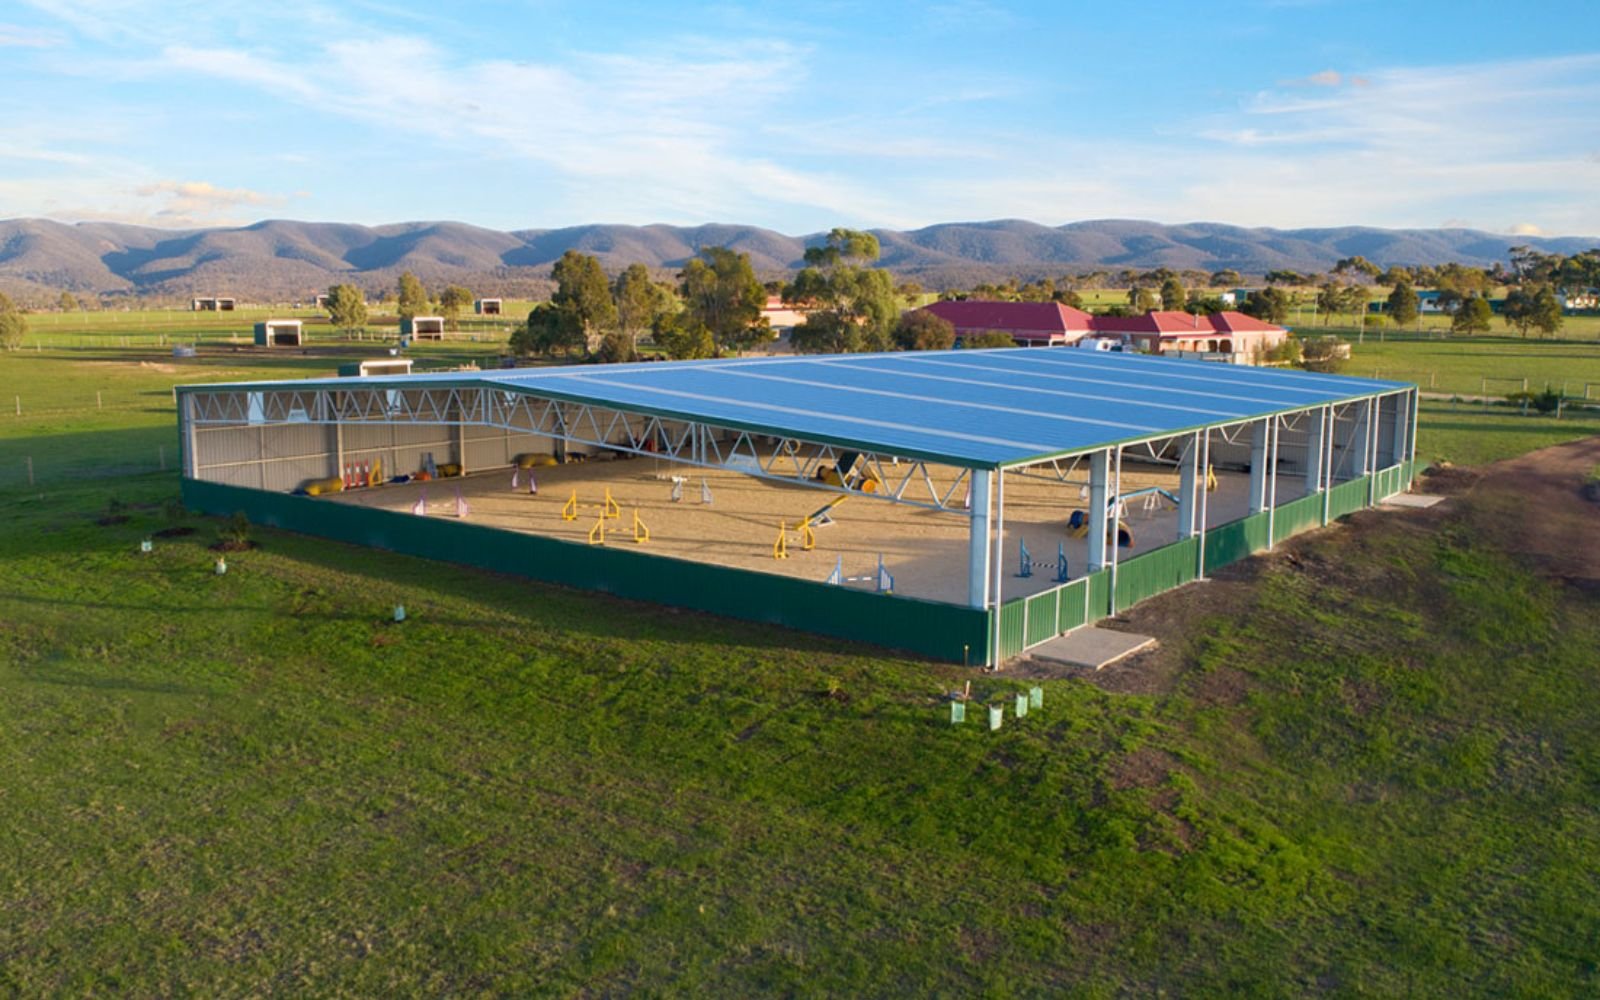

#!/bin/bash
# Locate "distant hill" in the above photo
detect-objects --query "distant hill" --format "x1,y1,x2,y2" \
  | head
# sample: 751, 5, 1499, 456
1, 216, 1594, 302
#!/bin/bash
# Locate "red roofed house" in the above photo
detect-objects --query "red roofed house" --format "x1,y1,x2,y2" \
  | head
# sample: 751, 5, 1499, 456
911, 300, 1289, 361
1087, 310, 1287, 359
920, 300, 1095, 347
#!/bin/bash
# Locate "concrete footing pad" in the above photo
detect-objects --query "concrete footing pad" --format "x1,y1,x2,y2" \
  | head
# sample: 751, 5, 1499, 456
1026, 627, 1157, 670
1381, 493, 1445, 509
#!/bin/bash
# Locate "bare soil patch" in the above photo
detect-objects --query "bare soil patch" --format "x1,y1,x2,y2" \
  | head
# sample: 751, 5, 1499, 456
1074, 435, 1600, 697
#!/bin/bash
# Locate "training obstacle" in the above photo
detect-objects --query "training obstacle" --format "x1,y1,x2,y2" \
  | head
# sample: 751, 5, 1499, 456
1018, 539, 1070, 583
632, 510, 649, 544
669, 475, 685, 502
588, 509, 607, 545
411, 489, 427, 517
454, 488, 469, 519
561, 490, 578, 521
825, 554, 894, 593
603, 486, 621, 520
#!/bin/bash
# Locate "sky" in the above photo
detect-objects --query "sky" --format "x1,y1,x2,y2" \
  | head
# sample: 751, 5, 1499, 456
2, 0, 1598, 236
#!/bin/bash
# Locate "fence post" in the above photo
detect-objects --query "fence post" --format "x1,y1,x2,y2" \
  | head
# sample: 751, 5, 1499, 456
26, 456, 33, 486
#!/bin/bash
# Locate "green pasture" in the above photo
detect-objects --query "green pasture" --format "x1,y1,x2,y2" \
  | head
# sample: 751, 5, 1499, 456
3, 387, 1598, 994
1344, 336, 1600, 397
2, 321, 1599, 993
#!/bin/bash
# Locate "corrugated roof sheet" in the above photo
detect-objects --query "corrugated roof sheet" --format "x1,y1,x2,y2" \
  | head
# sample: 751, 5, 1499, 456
181, 348, 1411, 469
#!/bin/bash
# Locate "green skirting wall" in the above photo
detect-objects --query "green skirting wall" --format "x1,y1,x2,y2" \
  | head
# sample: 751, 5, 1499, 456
995, 471, 1399, 660
190, 466, 1408, 665
183, 480, 989, 663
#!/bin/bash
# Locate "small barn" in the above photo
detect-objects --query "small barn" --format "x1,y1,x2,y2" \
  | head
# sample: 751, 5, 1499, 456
474, 298, 503, 315
253, 320, 303, 348
193, 296, 237, 312
337, 358, 415, 378
401, 316, 446, 340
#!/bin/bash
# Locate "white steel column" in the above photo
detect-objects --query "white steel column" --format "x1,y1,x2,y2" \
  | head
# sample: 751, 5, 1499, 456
1088, 450, 1110, 571
1266, 415, 1280, 549
1305, 407, 1326, 494
1177, 431, 1199, 539
1322, 405, 1336, 525
1197, 428, 1211, 579
1108, 446, 1124, 616
181, 393, 199, 478
1365, 397, 1378, 505
1390, 392, 1409, 469
1248, 418, 1269, 513
967, 468, 993, 609
990, 469, 1006, 668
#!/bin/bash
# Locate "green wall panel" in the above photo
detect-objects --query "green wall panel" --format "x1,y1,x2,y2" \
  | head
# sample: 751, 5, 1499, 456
1114, 536, 1198, 611
1272, 493, 1324, 545
997, 600, 1027, 660
1328, 476, 1371, 520
1203, 511, 1270, 572
183, 480, 989, 663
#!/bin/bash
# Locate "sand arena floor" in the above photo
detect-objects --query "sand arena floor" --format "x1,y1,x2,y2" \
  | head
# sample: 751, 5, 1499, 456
331, 453, 1303, 606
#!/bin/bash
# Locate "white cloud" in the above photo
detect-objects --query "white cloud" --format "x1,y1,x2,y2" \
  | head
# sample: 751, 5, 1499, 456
133, 179, 278, 222
1508, 222, 1543, 236
0, 22, 64, 46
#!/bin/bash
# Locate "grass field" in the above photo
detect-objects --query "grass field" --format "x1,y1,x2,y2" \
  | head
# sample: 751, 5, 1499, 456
3, 314, 1600, 993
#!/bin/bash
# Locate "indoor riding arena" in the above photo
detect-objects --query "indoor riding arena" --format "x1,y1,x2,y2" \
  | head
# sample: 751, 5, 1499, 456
176, 349, 1418, 665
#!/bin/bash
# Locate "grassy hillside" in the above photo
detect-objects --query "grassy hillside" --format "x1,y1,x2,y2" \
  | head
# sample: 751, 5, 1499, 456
2, 339, 1599, 993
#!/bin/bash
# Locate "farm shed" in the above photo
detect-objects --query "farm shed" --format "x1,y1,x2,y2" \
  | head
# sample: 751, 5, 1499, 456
176, 349, 1417, 665
474, 298, 502, 315
401, 316, 446, 339
193, 296, 237, 311
253, 320, 303, 347
337, 358, 415, 377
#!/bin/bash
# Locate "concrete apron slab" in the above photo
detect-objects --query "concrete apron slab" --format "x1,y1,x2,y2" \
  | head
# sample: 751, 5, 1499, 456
1026, 627, 1157, 671
1380, 493, 1446, 509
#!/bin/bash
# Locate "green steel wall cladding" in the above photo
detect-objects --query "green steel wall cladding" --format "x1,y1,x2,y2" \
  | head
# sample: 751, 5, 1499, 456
1272, 493, 1324, 545
1114, 537, 1200, 611
182, 480, 988, 663
994, 470, 1399, 658
1203, 511, 1271, 570
1328, 477, 1372, 521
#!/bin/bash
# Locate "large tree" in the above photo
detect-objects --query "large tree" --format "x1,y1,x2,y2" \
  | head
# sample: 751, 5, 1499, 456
651, 311, 716, 360
1386, 281, 1419, 328
396, 272, 429, 319
1451, 294, 1492, 335
1127, 286, 1158, 312
1242, 287, 1292, 325
679, 246, 767, 354
1502, 285, 1564, 338
510, 303, 585, 358
1159, 276, 1186, 311
786, 228, 898, 354
325, 284, 368, 336
438, 285, 473, 330
892, 310, 956, 351
0, 291, 26, 351
612, 263, 672, 359
551, 251, 617, 350
1209, 269, 1242, 288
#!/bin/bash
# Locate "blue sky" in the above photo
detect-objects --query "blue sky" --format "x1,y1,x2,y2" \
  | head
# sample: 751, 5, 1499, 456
3, 0, 1598, 236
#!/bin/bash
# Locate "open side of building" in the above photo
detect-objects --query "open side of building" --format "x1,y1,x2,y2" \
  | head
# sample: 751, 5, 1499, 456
176, 348, 1417, 665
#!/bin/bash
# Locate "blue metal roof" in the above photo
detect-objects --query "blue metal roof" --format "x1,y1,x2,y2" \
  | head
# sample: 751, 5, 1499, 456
182, 348, 1412, 469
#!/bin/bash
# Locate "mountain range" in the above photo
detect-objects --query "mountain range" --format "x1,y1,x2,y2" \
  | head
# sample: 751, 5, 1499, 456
2, 217, 1595, 302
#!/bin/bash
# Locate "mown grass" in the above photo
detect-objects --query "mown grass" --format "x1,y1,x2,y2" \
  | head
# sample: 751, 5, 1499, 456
4, 340, 1600, 992
1344, 336, 1600, 396
1416, 401, 1600, 466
